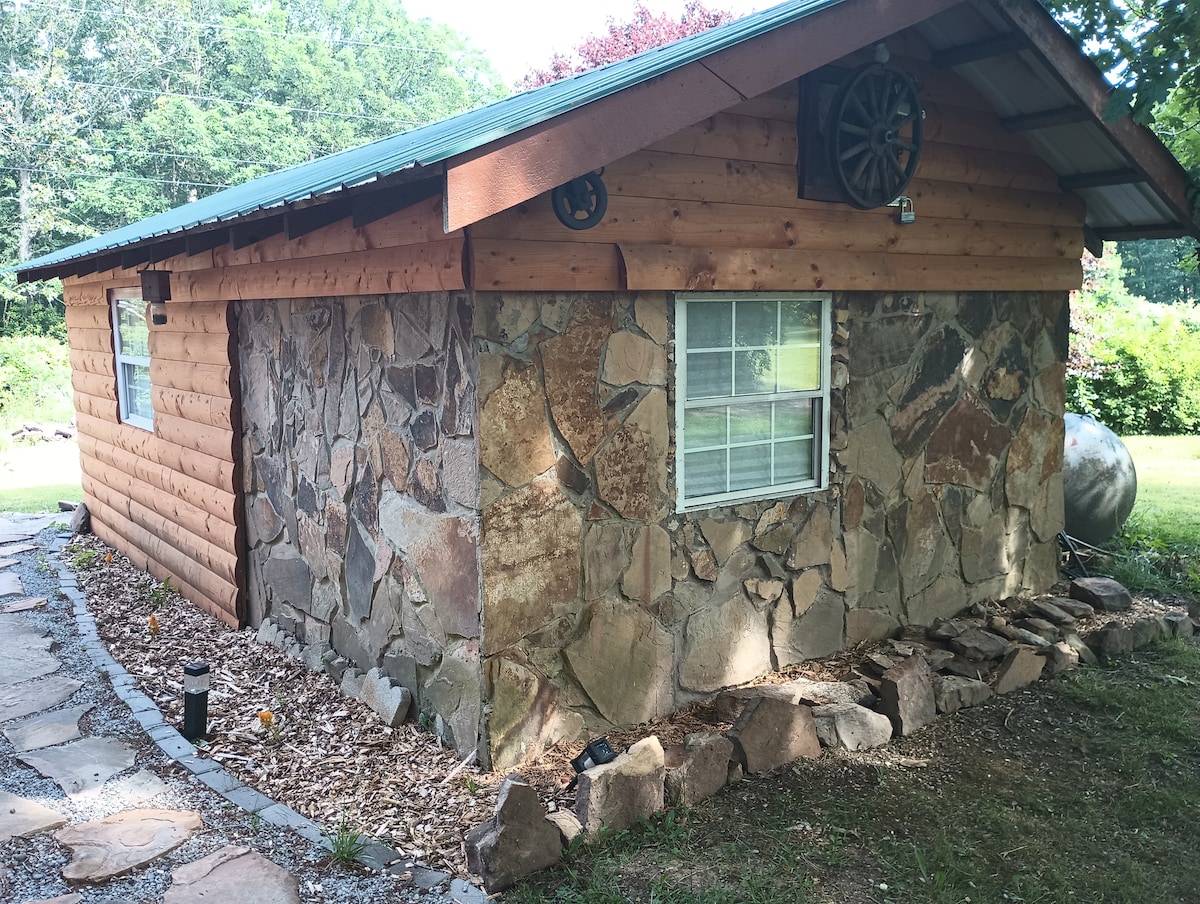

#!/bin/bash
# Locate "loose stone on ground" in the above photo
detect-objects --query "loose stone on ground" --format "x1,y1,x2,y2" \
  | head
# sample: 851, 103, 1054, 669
3, 703, 94, 752
18, 736, 138, 796
163, 846, 300, 904
0, 789, 68, 842
0, 675, 83, 722
56, 809, 204, 881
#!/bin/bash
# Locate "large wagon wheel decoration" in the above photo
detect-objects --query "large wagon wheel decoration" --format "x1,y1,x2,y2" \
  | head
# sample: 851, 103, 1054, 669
828, 63, 923, 209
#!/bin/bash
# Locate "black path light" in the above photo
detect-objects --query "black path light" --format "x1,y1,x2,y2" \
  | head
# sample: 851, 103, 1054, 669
182, 661, 210, 741
566, 736, 618, 790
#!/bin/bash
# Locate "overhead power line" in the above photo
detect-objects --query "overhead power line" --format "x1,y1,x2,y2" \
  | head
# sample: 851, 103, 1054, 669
12, 138, 299, 170
67, 80, 420, 125
0, 164, 229, 189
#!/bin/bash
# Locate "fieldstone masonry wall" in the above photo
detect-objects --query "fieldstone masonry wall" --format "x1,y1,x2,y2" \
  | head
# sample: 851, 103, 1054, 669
477, 289, 1067, 770
238, 293, 482, 753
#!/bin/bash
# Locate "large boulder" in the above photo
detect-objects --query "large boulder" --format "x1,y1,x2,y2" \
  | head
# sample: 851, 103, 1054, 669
727, 697, 821, 774
465, 775, 562, 893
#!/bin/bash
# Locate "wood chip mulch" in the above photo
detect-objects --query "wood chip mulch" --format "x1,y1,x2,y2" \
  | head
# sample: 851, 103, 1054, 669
63, 536, 497, 878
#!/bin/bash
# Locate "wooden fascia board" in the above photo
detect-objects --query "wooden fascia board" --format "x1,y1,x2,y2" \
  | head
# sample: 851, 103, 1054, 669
996, 0, 1199, 238
442, 0, 967, 233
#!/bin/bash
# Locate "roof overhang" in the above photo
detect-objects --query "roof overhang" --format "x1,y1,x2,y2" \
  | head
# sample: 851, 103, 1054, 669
15, 0, 1199, 283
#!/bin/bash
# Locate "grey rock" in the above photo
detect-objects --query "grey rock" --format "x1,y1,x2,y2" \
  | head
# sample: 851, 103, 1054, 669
878, 656, 936, 735
1027, 599, 1076, 626
1014, 617, 1060, 642
949, 628, 1012, 661
1130, 617, 1170, 649
301, 642, 331, 673
322, 652, 351, 682
19, 737, 137, 797
1049, 596, 1095, 619
714, 678, 870, 722
933, 675, 992, 714
992, 624, 1052, 649
992, 645, 1045, 694
575, 737, 666, 837
466, 775, 563, 893
1070, 577, 1132, 612
1042, 642, 1080, 675
545, 810, 583, 846
928, 619, 967, 641
359, 668, 412, 727
69, 503, 90, 534
811, 703, 893, 750
1087, 623, 1134, 658
1061, 632, 1098, 666
0, 675, 82, 723
340, 667, 365, 699
728, 696, 821, 774
664, 732, 733, 808
1164, 611, 1195, 638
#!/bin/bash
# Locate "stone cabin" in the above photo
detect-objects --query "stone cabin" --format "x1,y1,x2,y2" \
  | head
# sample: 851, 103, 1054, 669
19, 0, 1200, 770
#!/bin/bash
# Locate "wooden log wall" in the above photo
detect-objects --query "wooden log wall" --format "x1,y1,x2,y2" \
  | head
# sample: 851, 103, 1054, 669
469, 33, 1086, 293
61, 195, 462, 627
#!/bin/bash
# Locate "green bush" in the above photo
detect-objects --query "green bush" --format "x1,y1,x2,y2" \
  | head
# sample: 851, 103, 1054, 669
1067, 249, 1200, 435
0, 335, 74, 433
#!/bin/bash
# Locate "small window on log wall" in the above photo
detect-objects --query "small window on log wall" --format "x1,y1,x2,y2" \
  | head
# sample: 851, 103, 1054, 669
674, 292, 832, 511
110, 287, 153, 431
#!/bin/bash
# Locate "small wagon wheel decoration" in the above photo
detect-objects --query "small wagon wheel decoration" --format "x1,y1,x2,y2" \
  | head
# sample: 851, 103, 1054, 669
551, 170, 608, 230
828, 63, 923, 209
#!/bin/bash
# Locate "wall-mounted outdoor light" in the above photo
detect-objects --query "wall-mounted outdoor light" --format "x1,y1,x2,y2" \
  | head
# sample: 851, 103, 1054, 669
140, 270, 172, 325
183, 661, 210, 741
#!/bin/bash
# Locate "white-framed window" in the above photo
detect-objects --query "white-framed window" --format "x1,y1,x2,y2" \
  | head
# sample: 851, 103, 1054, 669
675, 292, 831, 511
111, 288, 153, 431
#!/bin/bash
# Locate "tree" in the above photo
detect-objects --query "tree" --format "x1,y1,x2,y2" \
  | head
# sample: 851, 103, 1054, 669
1, 0, 505, 336
1118, 238, 1200, 304
519, 2, 733, 89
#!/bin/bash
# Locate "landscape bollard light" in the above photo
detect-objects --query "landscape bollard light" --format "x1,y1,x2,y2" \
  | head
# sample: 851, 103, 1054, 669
183, 661, 210, 741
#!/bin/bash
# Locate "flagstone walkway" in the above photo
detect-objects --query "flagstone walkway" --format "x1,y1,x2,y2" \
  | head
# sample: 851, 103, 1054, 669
0, 513, 484, 903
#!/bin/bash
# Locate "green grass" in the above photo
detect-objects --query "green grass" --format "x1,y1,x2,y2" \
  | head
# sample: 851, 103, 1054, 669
1105, 435, 1200, 598
0, 440, 81, 514
509, 641, 1200, 903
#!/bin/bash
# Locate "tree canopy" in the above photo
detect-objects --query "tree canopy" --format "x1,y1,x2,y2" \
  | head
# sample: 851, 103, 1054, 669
1, 0, 505, 335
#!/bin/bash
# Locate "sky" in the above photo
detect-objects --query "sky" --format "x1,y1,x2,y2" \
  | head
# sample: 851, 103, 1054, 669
401, 0, 766, 83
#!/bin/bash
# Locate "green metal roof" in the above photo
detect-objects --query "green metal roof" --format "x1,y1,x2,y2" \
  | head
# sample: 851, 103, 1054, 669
17, 0, 843, 278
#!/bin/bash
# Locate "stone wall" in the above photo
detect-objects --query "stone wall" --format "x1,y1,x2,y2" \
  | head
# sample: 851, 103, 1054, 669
476, 289, 1067, 770
238, 293, 482, 752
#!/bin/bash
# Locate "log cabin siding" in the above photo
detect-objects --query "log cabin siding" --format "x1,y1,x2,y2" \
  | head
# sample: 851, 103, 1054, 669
63, 282, 244, 625
469, 50, 1086, 294
59, 195, 462, 628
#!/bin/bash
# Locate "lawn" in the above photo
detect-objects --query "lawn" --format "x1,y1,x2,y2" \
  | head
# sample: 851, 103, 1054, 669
0, 440, 82, 513
1122, 434, 1200, 546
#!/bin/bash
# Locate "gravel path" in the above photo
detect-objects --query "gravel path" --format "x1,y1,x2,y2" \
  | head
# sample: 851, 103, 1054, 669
0, 517, 486, 904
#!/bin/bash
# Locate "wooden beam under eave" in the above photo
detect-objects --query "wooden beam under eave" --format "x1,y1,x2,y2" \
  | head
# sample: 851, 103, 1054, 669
996, 0, 1200, 238
443, 0, 964, 232
1000, 106, 1092, 132
932, 33, 1026, 68
444, 62, 742, 233
697, 0, 964, 102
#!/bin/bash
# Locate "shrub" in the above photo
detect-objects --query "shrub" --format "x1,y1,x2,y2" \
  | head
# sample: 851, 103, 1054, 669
0, 335, 74, 433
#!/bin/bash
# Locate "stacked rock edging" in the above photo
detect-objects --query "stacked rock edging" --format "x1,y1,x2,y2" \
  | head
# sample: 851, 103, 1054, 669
462, 577, 1198, 893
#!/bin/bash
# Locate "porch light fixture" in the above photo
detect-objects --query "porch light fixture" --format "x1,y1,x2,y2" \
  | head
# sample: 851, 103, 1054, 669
140, 270, 172, 325
182, 661, 210, 741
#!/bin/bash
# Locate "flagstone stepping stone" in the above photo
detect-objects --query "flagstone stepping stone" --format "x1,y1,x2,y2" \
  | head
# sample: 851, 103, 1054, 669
4, 704, 94, 752
0, 543, 38, 556
0, 789, 68, 842
98, 769, 170, 807
23, 895, 83, 904
19, 737, 137, 796
0, 557, 19, 570
0, 616, 60, 686
56, 809, 203, 882
0, 675, 83, 723
0, 573, 23, 597
2, 597, 47, 613
164, 846, 300, 904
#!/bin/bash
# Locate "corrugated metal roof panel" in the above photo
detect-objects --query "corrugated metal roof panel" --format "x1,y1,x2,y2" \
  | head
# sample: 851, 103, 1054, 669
16, 0, 844, 275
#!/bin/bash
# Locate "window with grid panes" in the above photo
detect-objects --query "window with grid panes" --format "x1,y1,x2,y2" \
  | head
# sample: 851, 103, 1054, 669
111, 289, 153, 431
675, 293, 830, 510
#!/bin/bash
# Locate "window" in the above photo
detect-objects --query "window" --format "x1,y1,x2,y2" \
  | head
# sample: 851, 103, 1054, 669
675, 292, 831, 510
111, 289, 153, 430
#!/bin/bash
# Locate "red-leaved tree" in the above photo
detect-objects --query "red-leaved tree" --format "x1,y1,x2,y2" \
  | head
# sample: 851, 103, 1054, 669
519, 2, 734, 89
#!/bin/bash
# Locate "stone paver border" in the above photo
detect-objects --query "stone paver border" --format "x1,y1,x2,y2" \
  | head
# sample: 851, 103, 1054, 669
44, 531, 485, 903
